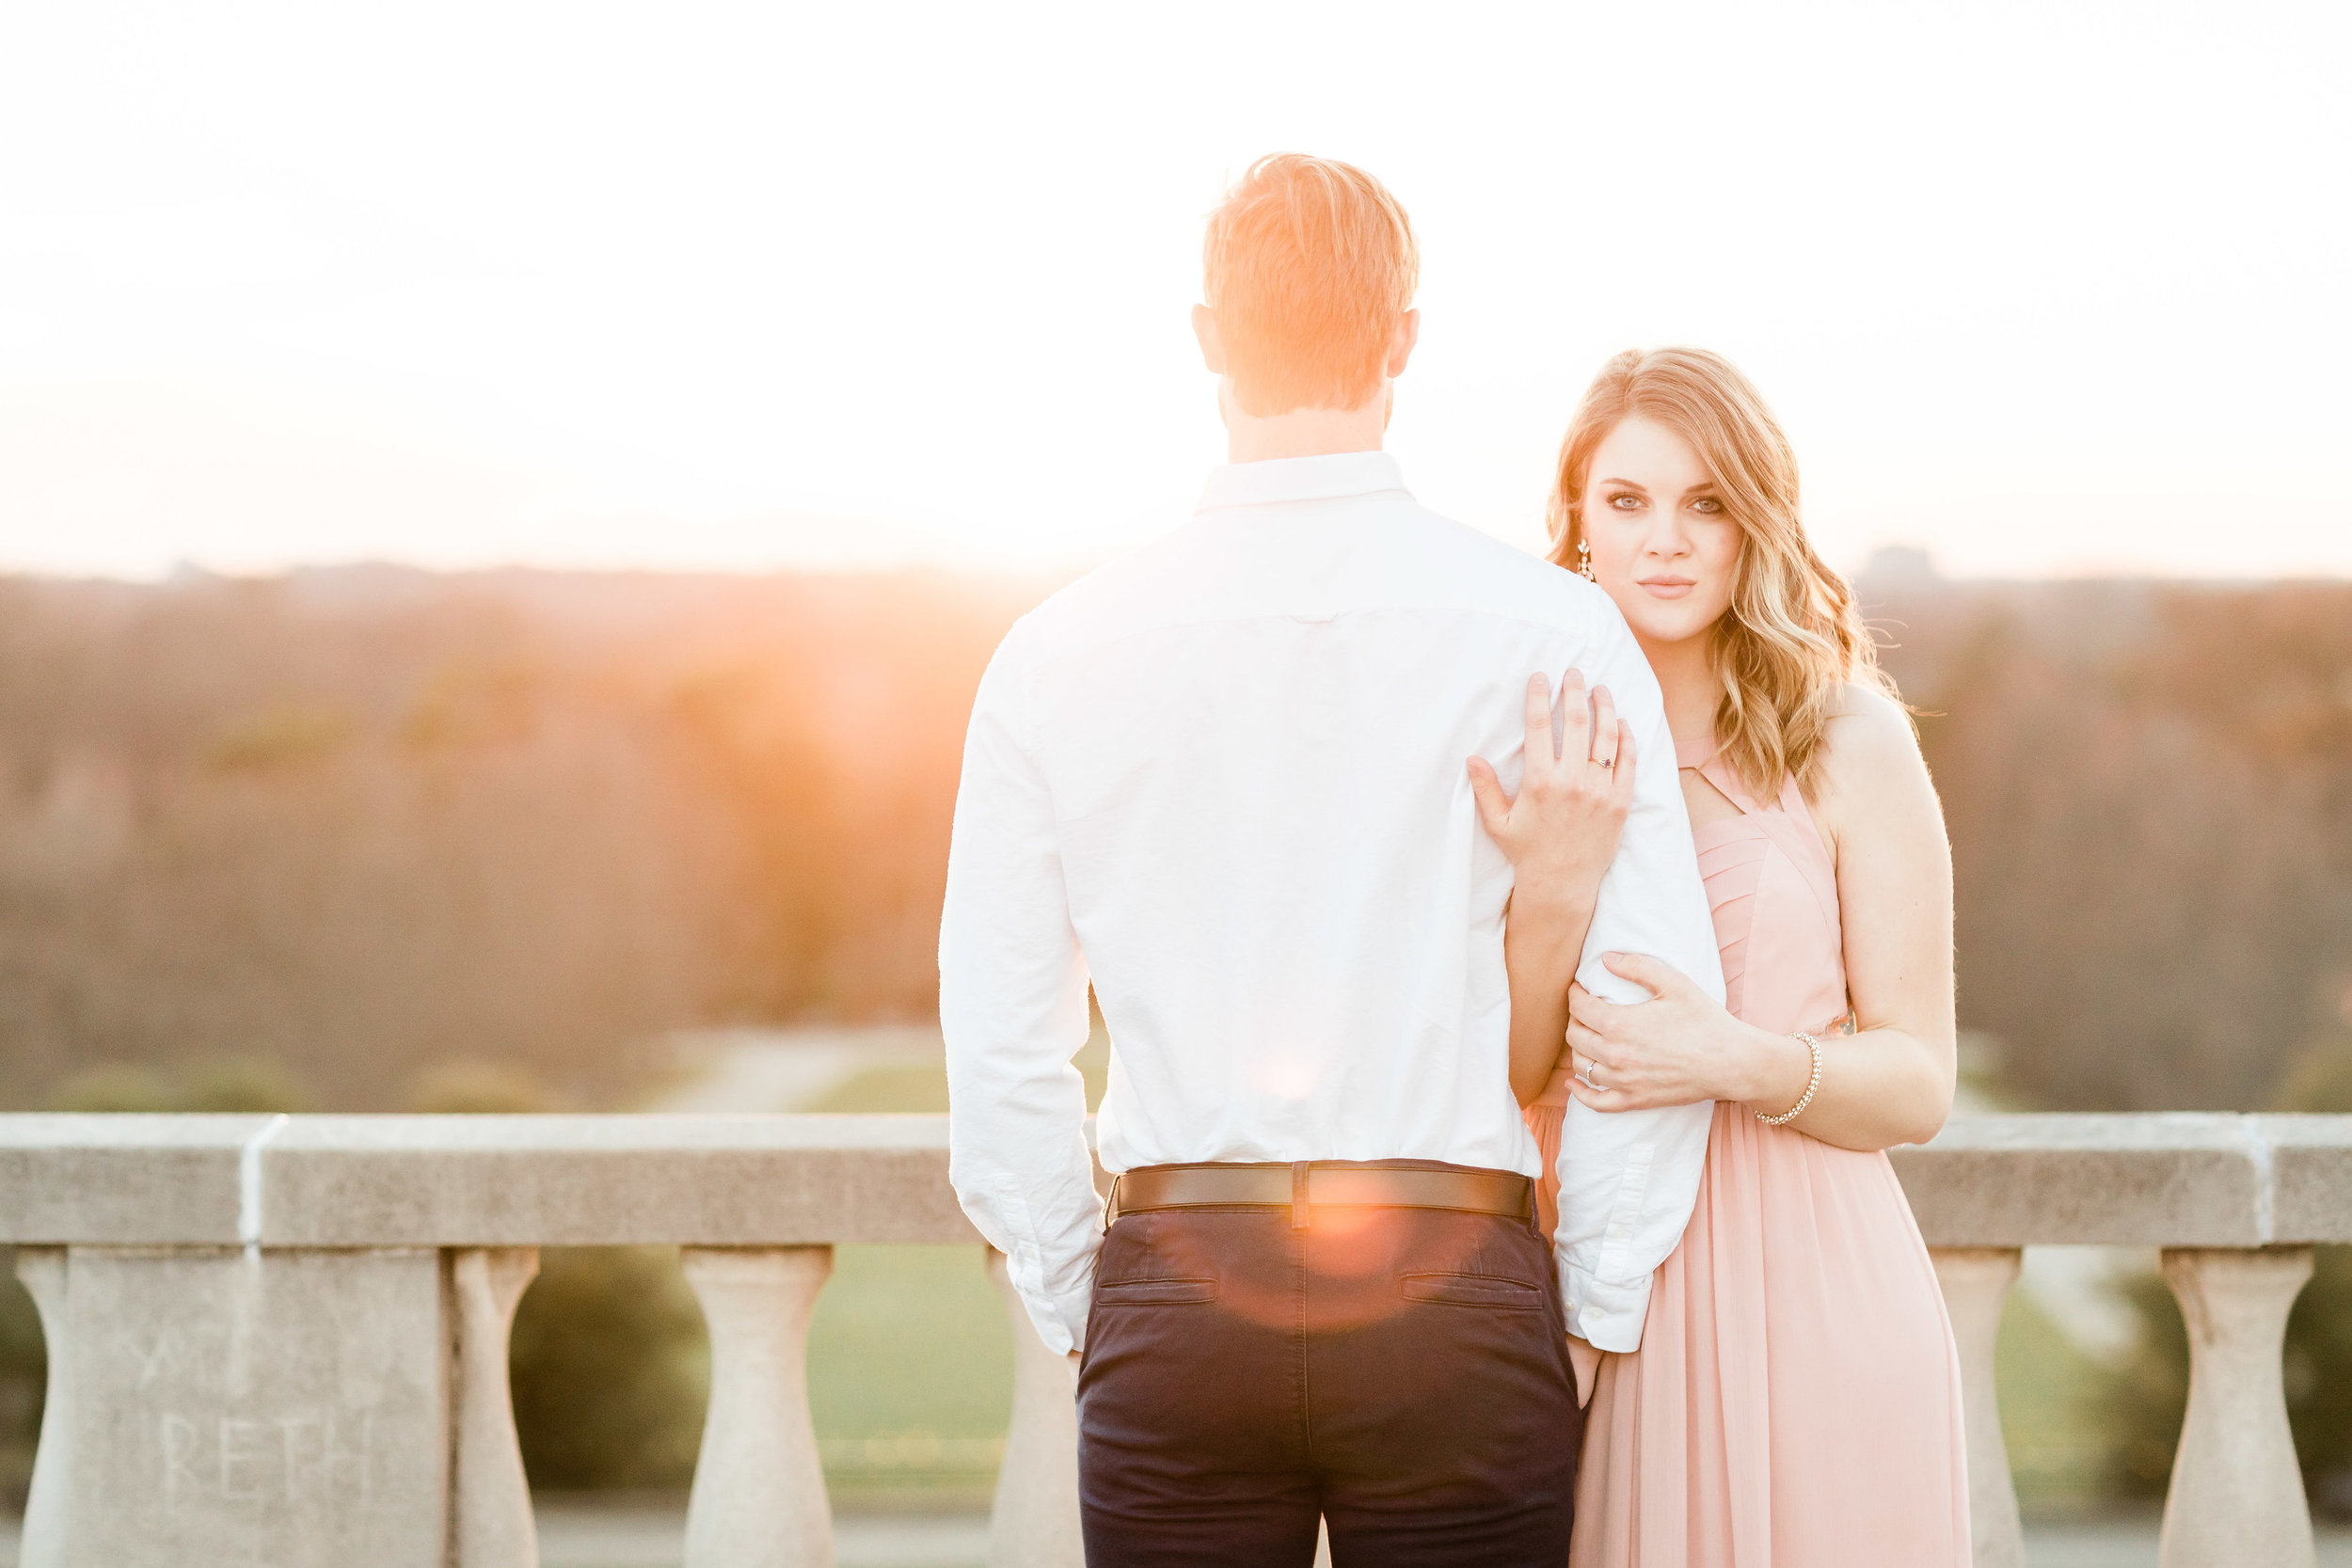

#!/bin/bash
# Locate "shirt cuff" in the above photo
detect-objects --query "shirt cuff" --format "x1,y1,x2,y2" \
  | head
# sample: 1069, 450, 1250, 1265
1558, 1258, 1654, 1354
1007, 1257, 1096, 1356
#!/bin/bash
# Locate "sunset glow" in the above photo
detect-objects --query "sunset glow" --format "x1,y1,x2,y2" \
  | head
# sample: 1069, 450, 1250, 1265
2, 0, 2345, 580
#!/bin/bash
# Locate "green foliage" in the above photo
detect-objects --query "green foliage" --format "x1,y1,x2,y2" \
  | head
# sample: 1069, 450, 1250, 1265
206, 702, 355, 771
0, 1258, 43, 1510
181, 1057, 314, 1113
509, 1247, 709, 1492
2288, 1247, 2352, 1515
400, 657, 541, 752
42, 1063, 180, 1112
406, 1059, 556, 1113
45, 1058, 310, 1113
2087, 1270, 2191, 1500
1994, 1285, 2114, 1512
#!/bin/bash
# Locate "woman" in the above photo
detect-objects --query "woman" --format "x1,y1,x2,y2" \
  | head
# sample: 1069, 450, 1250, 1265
1493, 348, 1968, 1564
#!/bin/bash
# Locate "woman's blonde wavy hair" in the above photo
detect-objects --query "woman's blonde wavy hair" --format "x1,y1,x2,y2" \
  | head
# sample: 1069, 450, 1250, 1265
1546, 346, 1894, 801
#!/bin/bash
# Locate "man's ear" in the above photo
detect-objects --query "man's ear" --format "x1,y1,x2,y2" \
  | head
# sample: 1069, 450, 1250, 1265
1385, 308, 1422, 380
1191, 304, 1228, 375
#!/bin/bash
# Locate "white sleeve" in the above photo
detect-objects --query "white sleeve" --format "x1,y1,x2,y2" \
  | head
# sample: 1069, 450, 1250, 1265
939, 630, 1102, 1355
1551, 600, 1727, 1353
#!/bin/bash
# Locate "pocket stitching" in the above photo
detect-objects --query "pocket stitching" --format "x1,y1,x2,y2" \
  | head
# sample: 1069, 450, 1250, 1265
1094, 1276, 1218, 1305
1399, 1271, 1545, 1307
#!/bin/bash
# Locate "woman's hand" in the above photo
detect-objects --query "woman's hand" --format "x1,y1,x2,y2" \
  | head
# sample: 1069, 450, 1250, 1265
1467, 670, 1635, 915
1474, 669, 1637, 1103
1564, 953, 1808, 1113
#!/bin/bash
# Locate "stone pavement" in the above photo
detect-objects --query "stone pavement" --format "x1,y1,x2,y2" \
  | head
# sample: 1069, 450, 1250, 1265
7, 1507, 2352, 1565
534, 1499, 990, 1568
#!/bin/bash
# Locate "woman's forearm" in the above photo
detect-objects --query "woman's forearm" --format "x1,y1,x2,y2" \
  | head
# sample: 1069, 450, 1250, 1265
1505, 891, 1597, 1104
1736, 1022, 1953, 1153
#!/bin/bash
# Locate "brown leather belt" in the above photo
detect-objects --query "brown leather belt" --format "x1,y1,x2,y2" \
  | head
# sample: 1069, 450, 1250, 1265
1107, 1161, 1534, 1230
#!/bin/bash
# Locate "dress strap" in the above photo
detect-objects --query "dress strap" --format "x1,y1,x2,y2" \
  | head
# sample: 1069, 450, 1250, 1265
1676, 733, 1763, 816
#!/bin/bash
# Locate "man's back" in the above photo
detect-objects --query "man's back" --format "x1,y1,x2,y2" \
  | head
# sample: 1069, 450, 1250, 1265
1004, 452, 1653, 1170
942, 451, 1721, 1355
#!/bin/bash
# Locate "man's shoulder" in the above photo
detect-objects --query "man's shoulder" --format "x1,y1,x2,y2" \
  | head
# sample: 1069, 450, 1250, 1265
1387, 499, 1622, 626
996, 530, 1187, 655
996, 495, 1625, 666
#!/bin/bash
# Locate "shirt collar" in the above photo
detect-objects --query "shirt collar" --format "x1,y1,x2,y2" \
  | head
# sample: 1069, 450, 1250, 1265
1195, 451, 1408, 514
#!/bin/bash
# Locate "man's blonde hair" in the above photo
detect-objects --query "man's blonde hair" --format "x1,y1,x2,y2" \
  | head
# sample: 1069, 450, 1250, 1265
1547, 347, 1897, 801
1202, 154, 1419, 416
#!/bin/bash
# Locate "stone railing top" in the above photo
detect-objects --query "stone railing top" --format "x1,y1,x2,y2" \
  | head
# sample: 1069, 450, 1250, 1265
2, 1111, 2346, 1249
0, 1113, 977, 1247
1890, 1112, 2352, 1247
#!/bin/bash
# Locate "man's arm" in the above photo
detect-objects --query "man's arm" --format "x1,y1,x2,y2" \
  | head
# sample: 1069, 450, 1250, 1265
940, 636, 1102, 1356
1550, 603, 1726, 1354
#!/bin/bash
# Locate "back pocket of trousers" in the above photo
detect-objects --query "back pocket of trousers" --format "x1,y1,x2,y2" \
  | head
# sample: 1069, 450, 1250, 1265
1095, 1277, 1218, 1306
1400, 1272, 1543, 1308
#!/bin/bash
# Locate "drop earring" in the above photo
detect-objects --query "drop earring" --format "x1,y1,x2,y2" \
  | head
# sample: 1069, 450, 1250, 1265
1576, 537, 1596, 581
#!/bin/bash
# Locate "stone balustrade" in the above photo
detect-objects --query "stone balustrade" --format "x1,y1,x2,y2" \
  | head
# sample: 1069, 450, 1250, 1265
3, 1111, 2347, 1567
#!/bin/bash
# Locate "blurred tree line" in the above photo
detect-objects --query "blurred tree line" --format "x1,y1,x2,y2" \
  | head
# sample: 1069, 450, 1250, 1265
2, 555, 2350, 1505
0, 564, 1035, 1111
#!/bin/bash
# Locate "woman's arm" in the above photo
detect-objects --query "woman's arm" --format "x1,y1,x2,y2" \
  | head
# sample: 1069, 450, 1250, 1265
1560, 685, 1958, 1153
1788, 684, 1957, 1148
1468, 670, 1638, 1104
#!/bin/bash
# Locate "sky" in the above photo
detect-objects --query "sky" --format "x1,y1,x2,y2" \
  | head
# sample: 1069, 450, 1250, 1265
2, 0, 2347, 583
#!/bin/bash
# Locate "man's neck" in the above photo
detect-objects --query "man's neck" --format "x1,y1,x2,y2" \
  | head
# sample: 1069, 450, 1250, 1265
1220, 389, 1390, 465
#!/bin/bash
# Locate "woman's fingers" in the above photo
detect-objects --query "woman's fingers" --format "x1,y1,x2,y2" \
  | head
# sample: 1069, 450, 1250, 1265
1600, 950, 1684, 1000
1558, 668, 1588, 768
1589, 684, 1618, 768
1611, 722, 1638, 801
1566, 1077, 1635, 1113
1568, 981, 1626, 1028
1522, 673, 1555, 765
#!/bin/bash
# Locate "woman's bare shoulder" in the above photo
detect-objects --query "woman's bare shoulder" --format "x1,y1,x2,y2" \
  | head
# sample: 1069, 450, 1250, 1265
1816, 682, 1934, 816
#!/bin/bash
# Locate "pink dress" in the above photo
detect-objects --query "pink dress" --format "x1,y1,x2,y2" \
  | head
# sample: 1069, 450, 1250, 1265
1524, 737, 1968, 1567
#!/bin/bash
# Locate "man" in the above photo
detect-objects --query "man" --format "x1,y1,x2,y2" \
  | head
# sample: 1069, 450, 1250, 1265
941, 154, 1723, 1565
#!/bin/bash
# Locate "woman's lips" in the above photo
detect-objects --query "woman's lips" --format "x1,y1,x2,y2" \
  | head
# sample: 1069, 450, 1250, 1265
1637, 578, 1696, 599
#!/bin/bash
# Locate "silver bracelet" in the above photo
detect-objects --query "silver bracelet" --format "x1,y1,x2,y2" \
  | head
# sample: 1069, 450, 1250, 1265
1756, 1031, 1822, 1127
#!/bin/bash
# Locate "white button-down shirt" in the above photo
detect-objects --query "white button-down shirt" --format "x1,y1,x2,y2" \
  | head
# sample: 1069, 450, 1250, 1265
941, 451, 1724, 1355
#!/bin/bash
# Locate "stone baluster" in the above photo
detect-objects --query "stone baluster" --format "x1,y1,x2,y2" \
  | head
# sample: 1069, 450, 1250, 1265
452, 1246, 541, 1567
1930, 1246, 2026, 1568
681, 1245, 836, 1568
2158, 1246, 2315, 1568
14, 1247, 68, 1568
985, 1248, 1086, 1568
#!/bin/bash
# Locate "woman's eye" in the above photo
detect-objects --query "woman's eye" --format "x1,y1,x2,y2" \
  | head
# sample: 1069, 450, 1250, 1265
1690, 497, 1724, 515
1608, 493, 1644, 511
